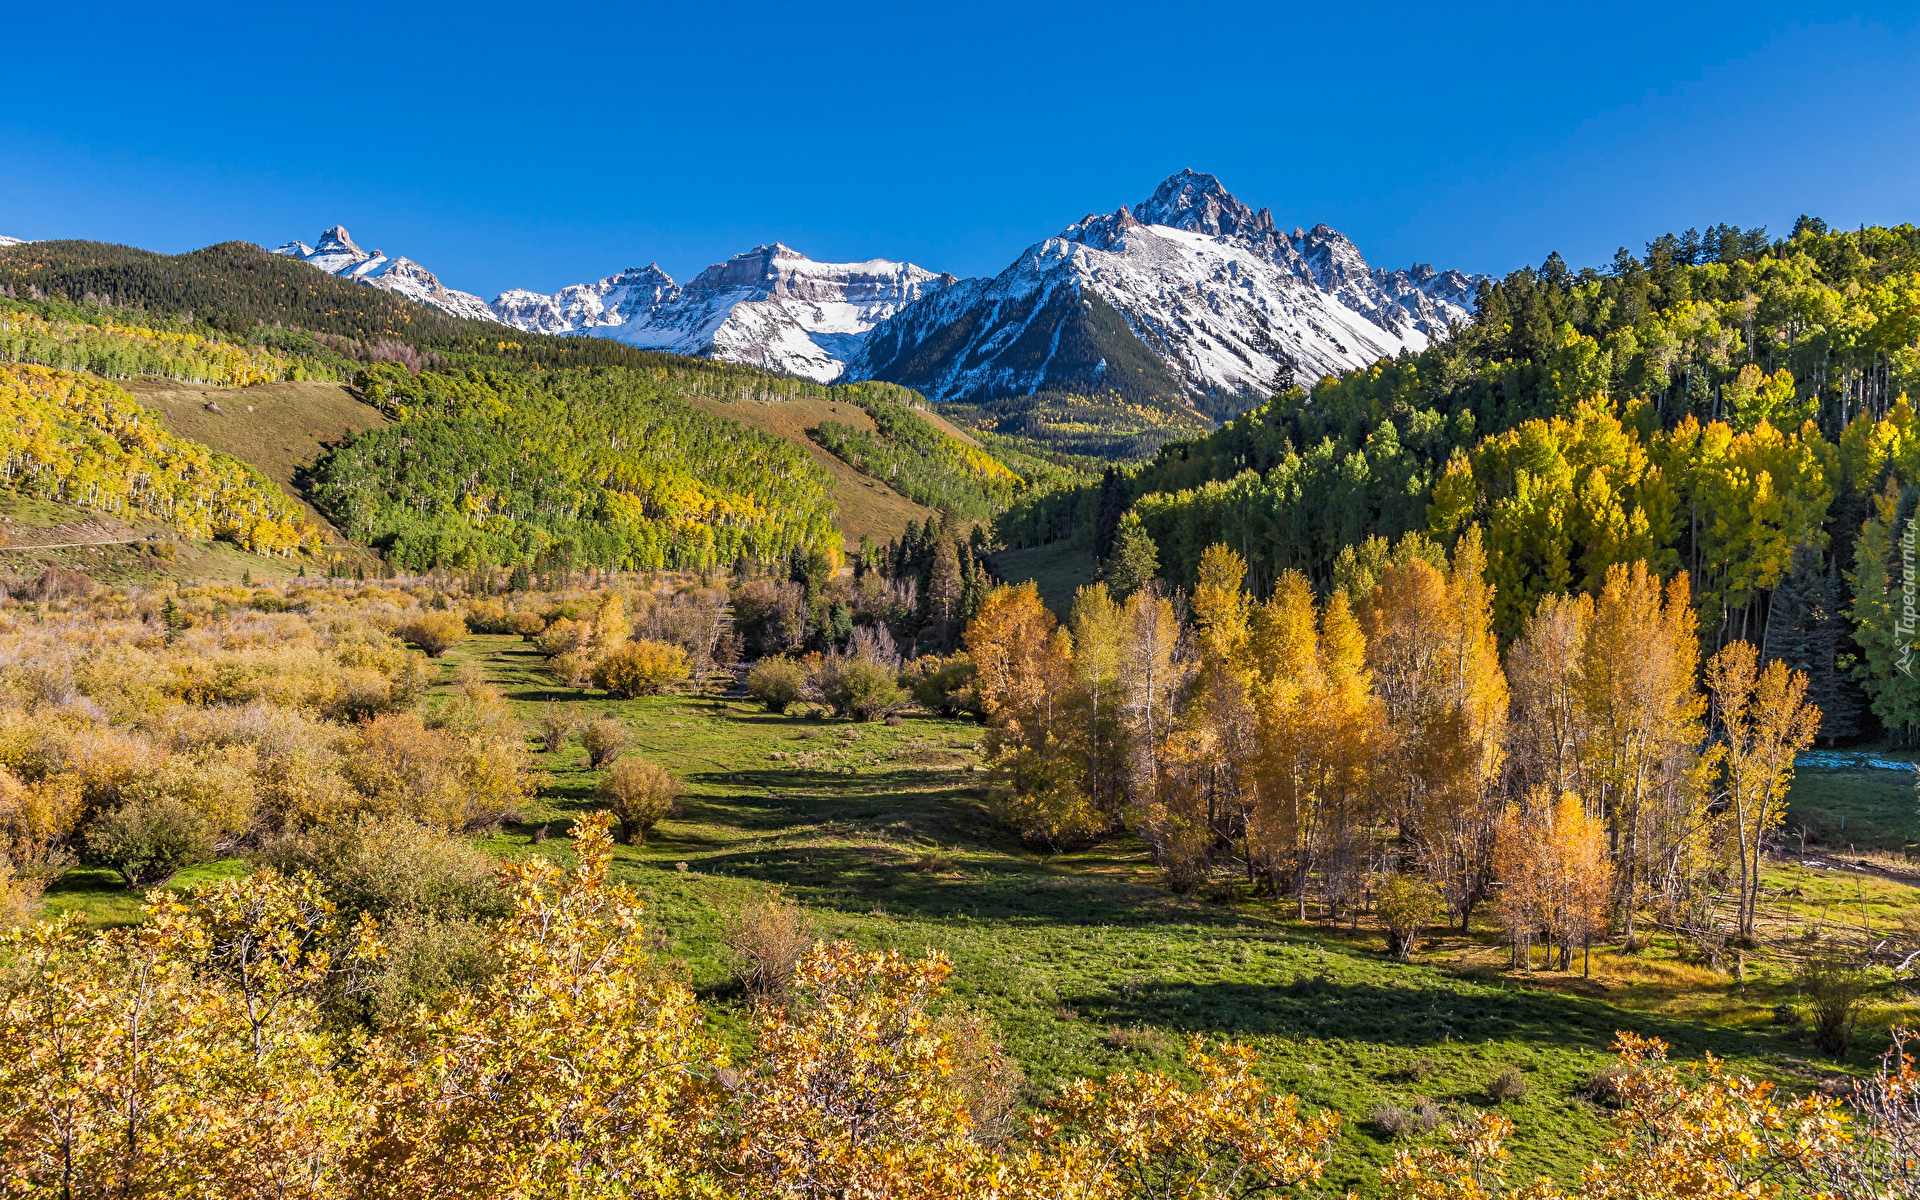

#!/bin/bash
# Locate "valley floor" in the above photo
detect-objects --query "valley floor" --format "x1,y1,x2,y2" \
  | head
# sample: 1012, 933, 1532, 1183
44, 632, 1907, 1191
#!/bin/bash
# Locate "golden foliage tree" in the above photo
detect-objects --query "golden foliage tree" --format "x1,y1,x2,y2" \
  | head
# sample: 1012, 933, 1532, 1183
1703, 641, 1821, 940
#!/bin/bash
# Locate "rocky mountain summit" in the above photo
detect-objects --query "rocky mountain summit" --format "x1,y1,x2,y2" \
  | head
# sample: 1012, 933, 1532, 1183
272, 227, 501, 324
274, 174, 1479, 410
853, 170, 1480, 413
495, 244, 955, 383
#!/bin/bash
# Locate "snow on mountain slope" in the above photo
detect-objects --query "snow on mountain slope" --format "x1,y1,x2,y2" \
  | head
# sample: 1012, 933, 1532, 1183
492, 244, 956, 384
855, 170, 1481, 409
0, 236, 27, 247
273, 227, 501, 324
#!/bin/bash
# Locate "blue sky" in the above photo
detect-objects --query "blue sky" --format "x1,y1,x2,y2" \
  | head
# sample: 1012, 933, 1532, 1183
2, 2, 1916, 298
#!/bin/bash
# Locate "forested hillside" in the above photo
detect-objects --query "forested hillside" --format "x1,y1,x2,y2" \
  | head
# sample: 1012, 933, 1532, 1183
310, 362, 841, 572
0, 240, 1058, 567
999, 218, 1920, 740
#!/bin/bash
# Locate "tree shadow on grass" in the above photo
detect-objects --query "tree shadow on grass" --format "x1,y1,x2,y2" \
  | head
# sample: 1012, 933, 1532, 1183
1059, 975, 1796, 1065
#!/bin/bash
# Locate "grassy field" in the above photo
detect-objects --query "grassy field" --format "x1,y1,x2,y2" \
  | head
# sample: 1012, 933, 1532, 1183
987, 541, 1099, 616
125, 378, 388, 540
1785, 762, 1919, 854
685, 392, 939, 550
41, 631, 1912, 1190
0, 491, 357, 586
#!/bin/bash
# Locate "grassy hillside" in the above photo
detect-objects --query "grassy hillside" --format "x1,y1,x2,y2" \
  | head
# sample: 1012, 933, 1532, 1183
124, 378, 387, 538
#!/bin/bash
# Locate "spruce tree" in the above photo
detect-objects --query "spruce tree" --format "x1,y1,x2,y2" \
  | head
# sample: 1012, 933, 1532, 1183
1103, 513, 1159, 601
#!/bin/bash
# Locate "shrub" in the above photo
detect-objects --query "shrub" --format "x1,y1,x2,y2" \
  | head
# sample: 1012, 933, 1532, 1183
593, 639, 689, 698
905, 653, 977, 716
581, 717, 630, 769
364, 911, 498, 1028
940, 1008, 1027, 1147
723, 893, 815, 1001
251, 814, 508, 921
343, 710, 533, 832
1582, 1065, 1632, 1106
548, 652, 595, 688
85, 795, 215, 888
535, 617, 590, 658
463, 599, 512, 633
537, 705, 575, 754
397, 611, 467, 657
824, 659, 906, 722
1485, 1065, 1529, 1103
510, 610, 547, 640
1372, 1099, 1443, 1137
746, 656, 806, 713
1376, 873, 1441, 961
597, 757, 681, 845
1801, 954, 1870, 1057
1103, 1024, 1175, 1055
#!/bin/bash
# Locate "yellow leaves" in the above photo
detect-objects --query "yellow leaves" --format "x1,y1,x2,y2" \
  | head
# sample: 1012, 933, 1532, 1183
0, 363, 322, 554
352, 811, 722, 1199
1048, 1037, 1342, 1200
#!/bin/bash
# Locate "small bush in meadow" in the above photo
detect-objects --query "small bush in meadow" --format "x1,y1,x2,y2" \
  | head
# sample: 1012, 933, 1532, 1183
597, 757, 682, 845
723, 893, 815, 1001
746, 656, 806, 713
397, 610, 468, 657
581, 716, 630, 768
537, 705, 575, 754
594, 640, 689, 698
1376, 873, 1442, 961
85, 795, 215, 888
1486, 1065, 1529, 1104
826, 659, 905, 722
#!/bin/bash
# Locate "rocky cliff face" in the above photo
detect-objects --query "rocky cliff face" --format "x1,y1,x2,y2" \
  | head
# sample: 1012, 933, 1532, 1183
272, 227, 501, 324
492, 244, 955, 383
854, 170, 1480, 411
272, 176, 1478, 407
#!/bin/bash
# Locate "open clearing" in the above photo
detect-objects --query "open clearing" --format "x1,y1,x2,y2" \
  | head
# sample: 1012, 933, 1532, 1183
125, 378, 388, 539
687, 393, 938, 549
47, 631, 1902, 1192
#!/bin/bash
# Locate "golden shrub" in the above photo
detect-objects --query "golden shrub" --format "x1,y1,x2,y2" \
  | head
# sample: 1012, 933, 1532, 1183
596, 756, 681, 845
592, 639, 689, 698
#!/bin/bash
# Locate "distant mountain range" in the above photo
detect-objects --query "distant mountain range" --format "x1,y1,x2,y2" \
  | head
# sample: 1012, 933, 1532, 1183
271, 171, 1482, 412
0, 236, 27, 248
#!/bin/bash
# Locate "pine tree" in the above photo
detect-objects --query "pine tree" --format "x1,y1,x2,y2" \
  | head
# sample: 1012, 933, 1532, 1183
926, 537, 964, 647
1093, 469, 1128, 559
1103, 513, 1159, 601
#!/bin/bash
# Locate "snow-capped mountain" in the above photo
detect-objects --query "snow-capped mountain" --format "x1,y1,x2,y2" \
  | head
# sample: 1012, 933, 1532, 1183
0, 236, 27, 247
493, 244, 956, 384
269, 176, 1477, 410
272, 227, 501, 324
854, 170, 1481, 412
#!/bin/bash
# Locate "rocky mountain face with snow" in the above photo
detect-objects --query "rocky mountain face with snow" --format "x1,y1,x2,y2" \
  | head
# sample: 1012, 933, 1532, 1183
853, 170, 1481, 414
493, 245, 956, 384
0, 236, 27, 247
273, 174, 1478, 411
273, 227, 501, 324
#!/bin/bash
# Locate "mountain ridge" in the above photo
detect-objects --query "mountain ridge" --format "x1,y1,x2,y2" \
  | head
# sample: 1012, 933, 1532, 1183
269, 171, 1481, 413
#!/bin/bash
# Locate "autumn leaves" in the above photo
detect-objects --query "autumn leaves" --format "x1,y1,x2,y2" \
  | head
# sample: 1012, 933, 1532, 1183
964, 532, 1818, 966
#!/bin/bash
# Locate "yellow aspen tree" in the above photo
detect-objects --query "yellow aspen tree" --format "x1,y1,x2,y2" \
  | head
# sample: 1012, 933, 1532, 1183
1704, 642, 1821, 941
1579, 563, 1706, 941
1505, 592, 1594, 797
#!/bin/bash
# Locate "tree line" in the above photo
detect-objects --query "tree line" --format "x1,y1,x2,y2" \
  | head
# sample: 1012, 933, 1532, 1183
965, 534, 1820, 964
307, 363, 843, 573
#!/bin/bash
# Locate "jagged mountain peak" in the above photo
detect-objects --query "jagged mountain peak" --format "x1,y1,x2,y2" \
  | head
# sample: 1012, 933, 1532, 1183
855, 172, 1484, 412
271, 226, 500, 325
316, 225, 363, 256
1135, 169, 1275, 239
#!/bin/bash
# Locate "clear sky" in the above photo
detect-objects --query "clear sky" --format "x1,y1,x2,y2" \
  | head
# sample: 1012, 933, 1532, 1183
2, 2, 1916, 299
